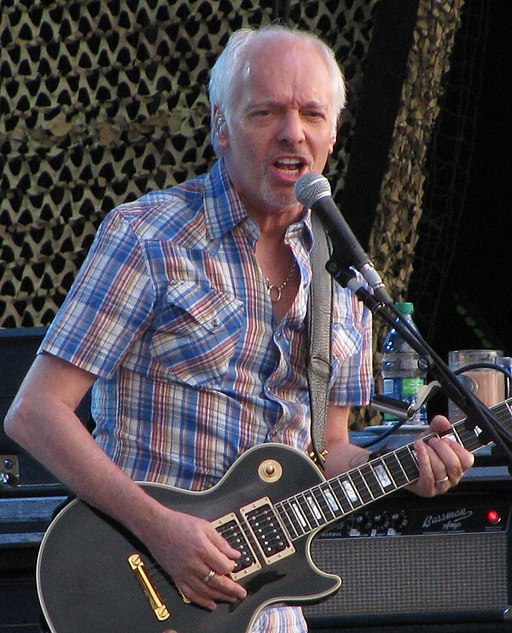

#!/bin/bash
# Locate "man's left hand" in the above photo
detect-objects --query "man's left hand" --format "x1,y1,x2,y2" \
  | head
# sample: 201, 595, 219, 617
407, 414, 475, 497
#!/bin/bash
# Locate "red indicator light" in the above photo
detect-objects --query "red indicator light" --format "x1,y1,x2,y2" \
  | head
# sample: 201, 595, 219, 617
487, 510, 501, 525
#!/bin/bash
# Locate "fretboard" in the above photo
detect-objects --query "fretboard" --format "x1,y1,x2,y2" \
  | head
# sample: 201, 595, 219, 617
276, 397, 512, 541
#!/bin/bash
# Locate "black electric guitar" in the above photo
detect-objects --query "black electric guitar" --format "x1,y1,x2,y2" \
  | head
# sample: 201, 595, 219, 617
37, 400, 509, 633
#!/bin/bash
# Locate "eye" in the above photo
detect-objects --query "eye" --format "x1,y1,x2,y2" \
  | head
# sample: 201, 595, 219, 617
304, 110, 326, 120
248, 104, 277, 119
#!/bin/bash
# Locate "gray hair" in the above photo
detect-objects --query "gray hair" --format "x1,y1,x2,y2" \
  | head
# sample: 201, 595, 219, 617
208, 25, 346, 155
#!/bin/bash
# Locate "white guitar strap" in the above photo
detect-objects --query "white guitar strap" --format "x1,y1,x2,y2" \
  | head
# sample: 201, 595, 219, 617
307, 214, 333, 470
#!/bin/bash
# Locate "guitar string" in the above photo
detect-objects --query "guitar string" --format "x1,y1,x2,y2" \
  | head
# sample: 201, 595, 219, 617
243, 505, 291, 553
219, 518, 263, 569
140, 418, 486, 595
218, 522, 258, 570
276, 445, 424, 539
128, 469, 385, 601
259, 417, 490, 555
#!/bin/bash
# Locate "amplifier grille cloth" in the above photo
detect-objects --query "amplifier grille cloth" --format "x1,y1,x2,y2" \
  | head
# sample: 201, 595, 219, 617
305, 531, 508, 617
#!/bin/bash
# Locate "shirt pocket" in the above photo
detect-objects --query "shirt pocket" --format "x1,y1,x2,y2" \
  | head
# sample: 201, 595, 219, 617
150, 280, 244, 386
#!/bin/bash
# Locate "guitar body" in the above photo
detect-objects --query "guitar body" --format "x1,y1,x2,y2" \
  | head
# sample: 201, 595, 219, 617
37, 444, 341, 633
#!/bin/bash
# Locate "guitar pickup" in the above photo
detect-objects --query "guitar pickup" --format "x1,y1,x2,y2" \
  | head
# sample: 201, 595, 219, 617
240, 497, 295, 565
212, 512, 261, 581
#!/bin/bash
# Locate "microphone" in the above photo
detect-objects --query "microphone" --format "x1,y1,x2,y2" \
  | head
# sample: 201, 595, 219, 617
295, 172, 392, 303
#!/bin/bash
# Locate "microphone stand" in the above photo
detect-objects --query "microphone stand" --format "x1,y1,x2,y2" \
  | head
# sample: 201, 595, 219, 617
325, 257, 512, 464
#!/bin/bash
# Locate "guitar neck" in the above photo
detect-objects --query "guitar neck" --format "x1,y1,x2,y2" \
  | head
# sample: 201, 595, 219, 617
276, 398, 512, 541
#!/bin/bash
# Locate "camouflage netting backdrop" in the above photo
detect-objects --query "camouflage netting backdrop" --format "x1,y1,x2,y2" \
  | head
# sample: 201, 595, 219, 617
0, 0, 464, 426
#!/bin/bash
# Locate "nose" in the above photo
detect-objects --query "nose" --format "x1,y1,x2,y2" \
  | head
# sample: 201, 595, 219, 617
277, 110, 305, 145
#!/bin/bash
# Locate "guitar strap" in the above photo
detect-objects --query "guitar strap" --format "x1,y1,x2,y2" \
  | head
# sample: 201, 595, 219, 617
307, 214, 333, 470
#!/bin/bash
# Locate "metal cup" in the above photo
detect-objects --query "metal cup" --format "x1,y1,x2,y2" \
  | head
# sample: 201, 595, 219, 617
448, 349, 506, 422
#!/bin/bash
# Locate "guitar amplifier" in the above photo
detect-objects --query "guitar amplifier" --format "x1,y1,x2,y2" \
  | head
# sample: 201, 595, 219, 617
305, 468, 512, 626
0, 327, 91, 494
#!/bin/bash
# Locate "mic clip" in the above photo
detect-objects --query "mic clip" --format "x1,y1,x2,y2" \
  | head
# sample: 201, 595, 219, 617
371, 381, 441, 420
409, 381, 441, 414
326, 254, 392, 305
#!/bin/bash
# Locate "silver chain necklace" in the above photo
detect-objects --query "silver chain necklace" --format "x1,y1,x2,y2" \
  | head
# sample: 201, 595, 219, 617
265, 261, 297, 303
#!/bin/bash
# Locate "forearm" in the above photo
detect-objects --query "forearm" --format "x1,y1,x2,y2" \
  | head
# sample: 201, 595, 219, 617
4, 358, 166, 542
320, 405, 370, 478
321, 414, 474, 498
322, 440, 370, 478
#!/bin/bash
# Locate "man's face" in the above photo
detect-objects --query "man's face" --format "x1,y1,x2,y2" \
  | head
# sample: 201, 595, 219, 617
218, 38, 337, 224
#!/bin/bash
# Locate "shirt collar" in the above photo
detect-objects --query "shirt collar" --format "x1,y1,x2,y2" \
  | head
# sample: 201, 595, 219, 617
202, 159, 253, 240
202, 158, 313, 249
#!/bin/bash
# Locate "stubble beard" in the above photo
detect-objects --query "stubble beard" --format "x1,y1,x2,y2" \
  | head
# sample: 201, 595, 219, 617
258, 177, 302, 215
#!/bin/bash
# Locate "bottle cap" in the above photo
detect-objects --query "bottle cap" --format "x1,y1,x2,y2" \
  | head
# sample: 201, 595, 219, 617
395, 302, 414, 315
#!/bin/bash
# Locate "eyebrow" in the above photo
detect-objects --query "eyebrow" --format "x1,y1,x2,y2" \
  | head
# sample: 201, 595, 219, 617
247, 99, 330, 112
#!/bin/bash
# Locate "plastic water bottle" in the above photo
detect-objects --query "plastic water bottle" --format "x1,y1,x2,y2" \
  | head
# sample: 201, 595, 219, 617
381, 302, 428, 425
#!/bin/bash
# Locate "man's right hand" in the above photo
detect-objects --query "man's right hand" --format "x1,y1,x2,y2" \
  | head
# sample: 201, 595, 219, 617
139, 506, 248, 610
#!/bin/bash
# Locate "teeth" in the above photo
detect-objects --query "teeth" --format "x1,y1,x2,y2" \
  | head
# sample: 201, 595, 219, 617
275, 158, 302, 172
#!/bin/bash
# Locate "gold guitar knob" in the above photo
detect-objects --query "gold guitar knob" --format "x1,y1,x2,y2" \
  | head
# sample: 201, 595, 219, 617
258, 459, 282, 482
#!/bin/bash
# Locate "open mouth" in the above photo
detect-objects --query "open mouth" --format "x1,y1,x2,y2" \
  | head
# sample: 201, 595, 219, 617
273, 157, 306, 176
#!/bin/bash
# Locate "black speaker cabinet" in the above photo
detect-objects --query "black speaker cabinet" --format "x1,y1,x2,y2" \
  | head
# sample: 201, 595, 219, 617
304, 470, 512, 627
0, 327, 91, 492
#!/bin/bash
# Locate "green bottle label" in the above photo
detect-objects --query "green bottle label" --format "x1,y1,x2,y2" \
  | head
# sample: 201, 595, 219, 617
401, 377, 424, 397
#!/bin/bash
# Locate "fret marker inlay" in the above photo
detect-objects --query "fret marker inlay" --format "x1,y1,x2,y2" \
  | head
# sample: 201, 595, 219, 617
374, 463, 392, 488
342, 480, 359, 504
306, 495, 322, 521
292, 503, 307, 528
324, 489, 340, 513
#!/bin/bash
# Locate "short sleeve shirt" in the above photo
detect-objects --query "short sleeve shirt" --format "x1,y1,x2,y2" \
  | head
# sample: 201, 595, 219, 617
42, 158, 373, 490
40, 160, 373, 632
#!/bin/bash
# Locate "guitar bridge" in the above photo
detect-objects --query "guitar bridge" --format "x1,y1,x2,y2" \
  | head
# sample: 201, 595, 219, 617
240, 497, 295, 565
128, 554, 171, 622
212, 512, 262, 581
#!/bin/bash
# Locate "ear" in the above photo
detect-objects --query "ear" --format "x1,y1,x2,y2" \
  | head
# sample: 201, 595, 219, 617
328, 131, 337, 155
214, 107, 230, 149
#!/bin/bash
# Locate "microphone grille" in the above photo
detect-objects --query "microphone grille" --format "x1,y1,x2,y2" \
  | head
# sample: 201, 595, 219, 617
294, 172, 331, 208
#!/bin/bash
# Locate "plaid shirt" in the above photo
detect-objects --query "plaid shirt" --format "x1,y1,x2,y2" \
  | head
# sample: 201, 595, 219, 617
41, 158, 372, 632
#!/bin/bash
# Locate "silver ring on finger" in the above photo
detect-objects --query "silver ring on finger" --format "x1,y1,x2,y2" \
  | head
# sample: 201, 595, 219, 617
435, 475, 449, 485
202, 570, 216, 584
